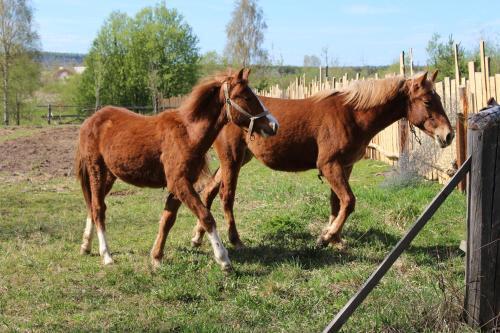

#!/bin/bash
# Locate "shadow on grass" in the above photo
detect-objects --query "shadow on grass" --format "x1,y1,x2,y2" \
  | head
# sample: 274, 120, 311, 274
227, 227, 463, 271
346, 228, 464, 266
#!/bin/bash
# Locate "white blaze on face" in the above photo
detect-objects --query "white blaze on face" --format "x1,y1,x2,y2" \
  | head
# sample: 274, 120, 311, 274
97, 229, 114, 265
207, 228, 231, 270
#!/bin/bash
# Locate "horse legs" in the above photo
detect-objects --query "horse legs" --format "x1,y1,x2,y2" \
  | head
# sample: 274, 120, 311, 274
191, 167, 222, 247
80, 165, 116, 256
192, 149, 251, 248
317, 162, 356, 247
86, 160, 115, 265
173, 177, 232, 271
327, 166, 353, 225
150, 192, 182, 268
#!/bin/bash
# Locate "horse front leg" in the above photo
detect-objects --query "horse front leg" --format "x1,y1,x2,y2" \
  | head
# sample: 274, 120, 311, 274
327, 166, 353, 224
174, 177, 232, 271
317, 162, 356, 248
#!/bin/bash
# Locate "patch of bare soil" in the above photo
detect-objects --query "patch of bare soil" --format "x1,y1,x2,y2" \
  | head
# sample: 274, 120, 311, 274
0, 126, 80, 180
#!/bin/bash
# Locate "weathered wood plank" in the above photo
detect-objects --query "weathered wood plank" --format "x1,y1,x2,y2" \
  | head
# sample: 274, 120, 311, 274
465, 104, 500, 330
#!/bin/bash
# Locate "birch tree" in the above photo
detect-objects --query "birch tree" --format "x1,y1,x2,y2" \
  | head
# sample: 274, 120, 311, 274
0, 0, 38, 125
225, 0, 267, 66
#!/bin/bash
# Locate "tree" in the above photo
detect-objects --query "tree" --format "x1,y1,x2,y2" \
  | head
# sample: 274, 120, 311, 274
77, 4, 199, 108
0, 0, 39, 125
426, 33, 466, 81
225, 0, 268, 66
303, 55, 321, 67
9, 51, 40, 124
199, 50, 227, 76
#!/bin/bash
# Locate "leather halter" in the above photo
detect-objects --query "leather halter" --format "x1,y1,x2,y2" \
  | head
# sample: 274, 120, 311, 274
223, 82, 270, 140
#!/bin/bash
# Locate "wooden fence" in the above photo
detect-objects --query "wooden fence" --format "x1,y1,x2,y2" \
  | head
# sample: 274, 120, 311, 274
257, 40, 498, 185
37, 95, 185, 125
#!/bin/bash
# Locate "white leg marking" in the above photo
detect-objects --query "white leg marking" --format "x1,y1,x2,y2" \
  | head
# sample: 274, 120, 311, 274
80, 215, 93, 254
97, 228, 114, 265
207, 228, 232, 271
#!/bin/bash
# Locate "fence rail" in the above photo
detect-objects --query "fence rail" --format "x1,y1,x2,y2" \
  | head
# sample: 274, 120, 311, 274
35, 95, 185, 125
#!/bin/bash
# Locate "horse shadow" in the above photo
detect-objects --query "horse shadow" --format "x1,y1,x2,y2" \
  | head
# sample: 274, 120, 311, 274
227, 227, 463, 271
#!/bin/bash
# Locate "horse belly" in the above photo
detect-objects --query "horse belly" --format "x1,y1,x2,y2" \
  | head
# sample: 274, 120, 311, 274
104, 149, 166, 188
252, 143, 317, 172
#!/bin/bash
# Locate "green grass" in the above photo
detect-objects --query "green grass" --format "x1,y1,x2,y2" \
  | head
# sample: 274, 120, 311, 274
0, 159, 475, 332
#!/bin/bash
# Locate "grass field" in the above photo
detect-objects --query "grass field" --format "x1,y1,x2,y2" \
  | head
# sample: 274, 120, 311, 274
0, 151, 474, 332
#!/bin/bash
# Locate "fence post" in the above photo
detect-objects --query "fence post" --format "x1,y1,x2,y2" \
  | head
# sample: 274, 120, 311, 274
398, 51, 409, 168
456, 86, 468, 192
464, 103, 500, 330
47, 104, 52, 125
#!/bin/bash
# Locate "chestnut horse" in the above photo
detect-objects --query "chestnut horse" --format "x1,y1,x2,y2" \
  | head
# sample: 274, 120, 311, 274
191, 71, 454, 249
75, 69, 278, 271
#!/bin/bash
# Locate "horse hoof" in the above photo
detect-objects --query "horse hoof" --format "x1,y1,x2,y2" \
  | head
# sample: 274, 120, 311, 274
316, 236, 330, 248
80, 246, 91, 255
151, 258, 162, 270
102, 258, 115, 266
191, 239, 202, 248
332, 239, 347, 251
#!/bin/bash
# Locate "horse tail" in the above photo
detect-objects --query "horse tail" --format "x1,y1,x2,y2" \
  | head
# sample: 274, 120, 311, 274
75, 144, 92, 210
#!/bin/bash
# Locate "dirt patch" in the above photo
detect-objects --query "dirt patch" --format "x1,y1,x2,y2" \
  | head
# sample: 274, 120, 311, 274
0, 125, 80, 180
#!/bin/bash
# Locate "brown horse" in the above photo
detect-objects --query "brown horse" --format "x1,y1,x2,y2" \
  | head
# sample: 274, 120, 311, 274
75, 68, 278, 271
191, 71, 454, 249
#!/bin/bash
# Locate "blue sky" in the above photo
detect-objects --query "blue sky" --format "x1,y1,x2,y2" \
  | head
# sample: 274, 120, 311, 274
32, 0, 500, 66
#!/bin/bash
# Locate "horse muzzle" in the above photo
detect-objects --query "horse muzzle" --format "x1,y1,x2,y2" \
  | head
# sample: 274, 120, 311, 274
436, 128, 454, 148
261, 114, 279, 137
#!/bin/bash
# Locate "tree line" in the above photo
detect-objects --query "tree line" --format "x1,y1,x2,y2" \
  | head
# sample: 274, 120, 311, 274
2, 0, 500, 125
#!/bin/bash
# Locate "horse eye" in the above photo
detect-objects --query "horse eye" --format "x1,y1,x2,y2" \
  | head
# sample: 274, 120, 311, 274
424, 101, 432, 107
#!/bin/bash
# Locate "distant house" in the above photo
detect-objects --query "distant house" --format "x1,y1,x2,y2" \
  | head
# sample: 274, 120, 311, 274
54, 66, 87, 80
54, 67, 74, 80
73, 66, 86, 74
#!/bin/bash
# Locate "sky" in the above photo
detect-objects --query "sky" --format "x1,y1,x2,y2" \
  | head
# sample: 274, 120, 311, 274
32, 0, 500, 66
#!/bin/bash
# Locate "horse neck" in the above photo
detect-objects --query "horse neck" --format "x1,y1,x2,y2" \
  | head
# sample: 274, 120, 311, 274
352, 93, 408, 140
181, 98, 226, 153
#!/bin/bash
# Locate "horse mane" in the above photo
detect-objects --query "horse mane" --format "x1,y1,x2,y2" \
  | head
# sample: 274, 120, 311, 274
177, 72, 230, 120
311, 76, 407, 110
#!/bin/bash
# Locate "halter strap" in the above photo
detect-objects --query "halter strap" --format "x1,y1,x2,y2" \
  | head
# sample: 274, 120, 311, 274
223, 82, 270, 140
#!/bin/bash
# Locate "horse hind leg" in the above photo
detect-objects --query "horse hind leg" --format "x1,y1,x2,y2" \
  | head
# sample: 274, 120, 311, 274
191, 167, 222, 247
80, 170, 116, 256
317, 163, 355, 249
86, 160, 116, 265
150, 193, 182, 269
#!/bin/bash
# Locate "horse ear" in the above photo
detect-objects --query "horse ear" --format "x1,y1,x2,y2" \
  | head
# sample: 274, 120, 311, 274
431, 70, 438, 82
236, 68, 245, 81
487, 97, 498, 106
415, 72, 428, 87
242, 68, 251, 81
